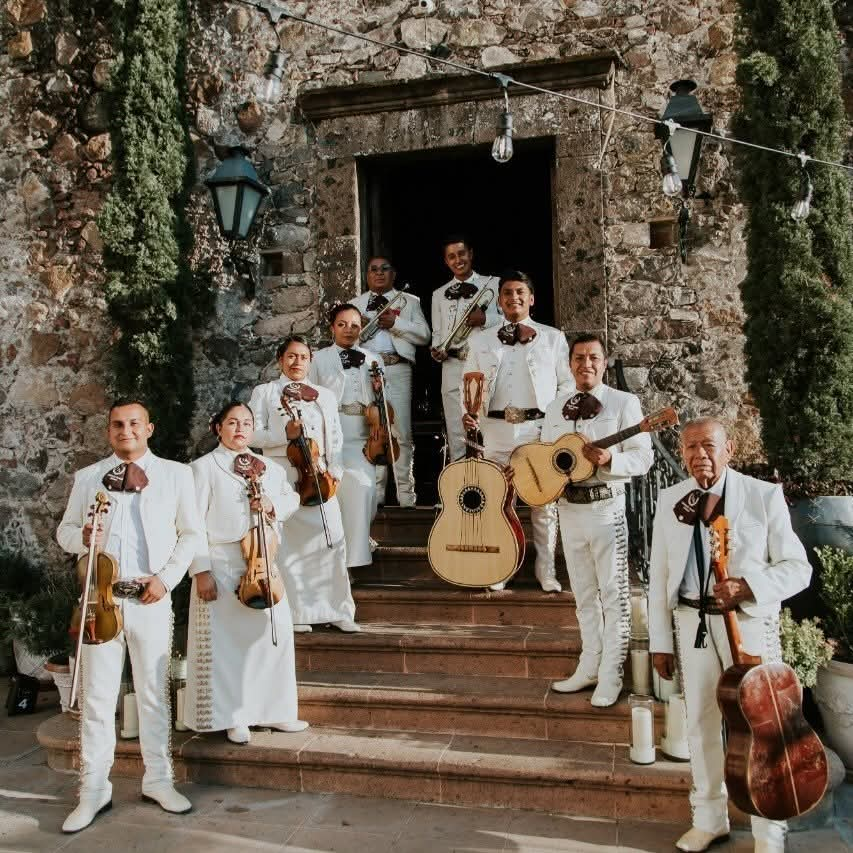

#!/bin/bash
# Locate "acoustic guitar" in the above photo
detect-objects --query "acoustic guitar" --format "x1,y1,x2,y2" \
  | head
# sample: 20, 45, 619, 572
509, 407, 678, 507
710, 517, 828, 821
428, 372, 525, 587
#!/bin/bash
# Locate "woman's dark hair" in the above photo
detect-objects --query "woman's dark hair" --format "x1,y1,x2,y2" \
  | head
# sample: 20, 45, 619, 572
328, 302, 362, 325
498, 269, 535, 295
209, 400, 254, 435
276, 334, 313, 360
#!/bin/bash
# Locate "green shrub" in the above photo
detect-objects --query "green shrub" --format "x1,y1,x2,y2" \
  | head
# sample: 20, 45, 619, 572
816, 546, 853, 661
779, 607, 834, 687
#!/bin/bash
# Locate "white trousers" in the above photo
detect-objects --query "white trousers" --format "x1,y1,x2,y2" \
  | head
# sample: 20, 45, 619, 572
441, 356, 467, 462
674, 606, 786, 845
557, 495, 630, 683
480, 418, 557, 581
375, 361, 415, 506
79, 596, 173, 794
338, 411, 377, 567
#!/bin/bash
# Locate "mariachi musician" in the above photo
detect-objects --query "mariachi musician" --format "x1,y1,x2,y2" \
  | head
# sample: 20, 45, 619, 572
249, 335, 359, 633
461, 271, 572, 592
352, 255, 430, 508
431, 235, 502, 462
183, 401, 308, 746
56, 399, 203, 833
309, 304, 387, 569
649, 417, 811, 853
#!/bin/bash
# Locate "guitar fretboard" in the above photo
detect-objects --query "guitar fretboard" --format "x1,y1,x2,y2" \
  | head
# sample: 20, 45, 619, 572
592, 424, 642, 450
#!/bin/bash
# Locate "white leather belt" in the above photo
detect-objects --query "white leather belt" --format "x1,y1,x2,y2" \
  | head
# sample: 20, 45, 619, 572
339, 402, 367, 416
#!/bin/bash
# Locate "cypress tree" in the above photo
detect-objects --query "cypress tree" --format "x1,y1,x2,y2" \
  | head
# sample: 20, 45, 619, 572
735, 0, 853, 489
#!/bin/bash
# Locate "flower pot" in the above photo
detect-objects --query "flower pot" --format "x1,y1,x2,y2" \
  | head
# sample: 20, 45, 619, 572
44, 659, 73, 713
814, 659, 853, 770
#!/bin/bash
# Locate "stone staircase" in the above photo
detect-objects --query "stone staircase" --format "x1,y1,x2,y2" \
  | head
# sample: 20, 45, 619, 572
37, 506, 693, 822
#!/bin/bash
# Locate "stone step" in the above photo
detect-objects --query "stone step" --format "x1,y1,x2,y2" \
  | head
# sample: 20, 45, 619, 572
296, 671, 651, 745
295, 622, 582, 679
352, 583, 578, 628
37, 714, 691, 823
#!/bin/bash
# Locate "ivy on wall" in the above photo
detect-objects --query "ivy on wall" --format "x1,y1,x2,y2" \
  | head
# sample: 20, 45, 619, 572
98, 0, 210, 459
735, 0, 853, 489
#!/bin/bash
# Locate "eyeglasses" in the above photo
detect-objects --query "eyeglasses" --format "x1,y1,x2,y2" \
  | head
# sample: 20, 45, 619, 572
368, 263, 393, 273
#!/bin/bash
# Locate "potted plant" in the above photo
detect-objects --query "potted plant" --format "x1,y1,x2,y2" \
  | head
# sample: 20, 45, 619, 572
813, 546, 853, 769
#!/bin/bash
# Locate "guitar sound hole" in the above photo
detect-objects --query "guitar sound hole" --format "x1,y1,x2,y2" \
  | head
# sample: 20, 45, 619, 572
459, 486, 485, 514
554, 450, 576, 474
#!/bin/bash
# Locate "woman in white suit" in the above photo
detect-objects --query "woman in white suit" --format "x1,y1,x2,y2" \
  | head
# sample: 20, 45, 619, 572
308, 304, 385, 569
248, 335, 359, 633
184, 401, 308, 745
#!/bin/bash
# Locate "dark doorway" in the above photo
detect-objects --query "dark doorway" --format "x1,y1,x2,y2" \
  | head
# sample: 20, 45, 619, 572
357, 138, 556, 504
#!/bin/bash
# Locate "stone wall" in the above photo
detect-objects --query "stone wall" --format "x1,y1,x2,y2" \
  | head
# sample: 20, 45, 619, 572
1, 0, 850, 559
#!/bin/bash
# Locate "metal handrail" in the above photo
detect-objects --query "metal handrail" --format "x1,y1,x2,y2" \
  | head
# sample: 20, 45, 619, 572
611, 359, 686, 585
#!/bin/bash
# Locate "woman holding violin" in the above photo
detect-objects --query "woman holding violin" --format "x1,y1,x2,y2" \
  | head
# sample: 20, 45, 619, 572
183, 402, 308, 745
249, 335, 359, 633
309, 305, 390, 571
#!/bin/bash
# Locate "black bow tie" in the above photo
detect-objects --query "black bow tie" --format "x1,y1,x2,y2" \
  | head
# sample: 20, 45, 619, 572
445, 281, 479, 300
102, 462, 149, 492
674, 489, 724, 526
497, 322, 536, 346
367, 293, 389, 312
339, 349, 366, 370
562, 392, 603, 421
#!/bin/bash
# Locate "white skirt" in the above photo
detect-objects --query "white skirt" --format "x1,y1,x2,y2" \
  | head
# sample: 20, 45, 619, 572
337, 412, 378, 567
184, 541, 298, 731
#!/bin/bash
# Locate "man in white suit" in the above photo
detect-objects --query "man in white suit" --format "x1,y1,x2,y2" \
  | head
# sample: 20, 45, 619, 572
352, 256, 430, 507
56, 400, 204, 833
309, 305, 386, 568
649, 417, 811, 853
431, 236, 502, 462
462, 270, 573, 592
548, 333, 653, 707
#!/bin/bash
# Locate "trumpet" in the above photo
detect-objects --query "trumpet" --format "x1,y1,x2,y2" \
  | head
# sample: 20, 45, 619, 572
435, 285, 495, 357
360, 285, 409, 342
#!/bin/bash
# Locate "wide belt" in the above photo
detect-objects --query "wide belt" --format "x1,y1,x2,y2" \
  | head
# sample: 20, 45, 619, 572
376, 352, 410, 367
339, 402, 367, 416
678, 595, 725, 616
563, 484, 621, 504
447, 347, 468, 360
112, 580, 145, 599
487, 407, 544, 424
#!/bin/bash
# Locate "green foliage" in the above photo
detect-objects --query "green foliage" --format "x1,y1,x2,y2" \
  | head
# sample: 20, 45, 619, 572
816, 546, 853, 661
98, 0, 209, 460
734, 0, 853, 485
779, 607, 834, 687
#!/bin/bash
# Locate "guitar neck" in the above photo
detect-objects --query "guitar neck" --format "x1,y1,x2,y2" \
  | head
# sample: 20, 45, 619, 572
592, 423, 641, 450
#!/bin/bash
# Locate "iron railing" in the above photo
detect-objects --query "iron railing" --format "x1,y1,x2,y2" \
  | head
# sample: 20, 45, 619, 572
612, 360, 686, 585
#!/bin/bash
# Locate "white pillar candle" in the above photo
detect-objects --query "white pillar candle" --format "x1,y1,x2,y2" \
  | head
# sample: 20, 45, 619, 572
120, 692, 139, 739
630, 593, 649, 637
630, 706, 655, 764
631, 649, 651, 695
174, 686, 189, 731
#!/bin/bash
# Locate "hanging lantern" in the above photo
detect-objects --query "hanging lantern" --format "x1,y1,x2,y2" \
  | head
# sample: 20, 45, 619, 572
205, 148, 271, 240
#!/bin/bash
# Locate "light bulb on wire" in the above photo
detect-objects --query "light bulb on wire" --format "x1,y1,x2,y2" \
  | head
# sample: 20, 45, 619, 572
263, 50, 285, 102
491, 77, 514, 164
791, 155, 813, 221
661, 150, 682, 197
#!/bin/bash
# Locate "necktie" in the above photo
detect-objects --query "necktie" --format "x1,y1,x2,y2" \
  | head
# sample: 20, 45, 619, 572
367, 293, 388, 312
497, 322, 537, 345
562, 392, 603, 421
102, 462, 149, 492
234, 453, 266, 480
282, 381, 319, 402
445, 281, 479, 300
673, 489, 724, 526
339, 349, 366, 370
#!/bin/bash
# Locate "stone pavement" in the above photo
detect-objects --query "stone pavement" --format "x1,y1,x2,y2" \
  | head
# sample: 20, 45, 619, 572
3, 701, 852, 853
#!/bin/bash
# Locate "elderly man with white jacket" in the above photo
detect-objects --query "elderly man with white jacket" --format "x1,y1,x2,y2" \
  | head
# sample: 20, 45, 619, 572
648, 417, 811, 853
56, 399, 204, 833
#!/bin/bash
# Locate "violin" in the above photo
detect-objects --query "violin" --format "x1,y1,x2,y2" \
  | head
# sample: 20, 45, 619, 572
279, 397, 337, 507
69, 491, 122, 709
363, 361, 400, 467
237, 474, 285, 644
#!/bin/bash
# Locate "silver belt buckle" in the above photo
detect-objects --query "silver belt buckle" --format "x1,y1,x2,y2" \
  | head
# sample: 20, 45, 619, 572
455, 344, 469, 361
339, 403, 364, 416
504, 406, 526, 424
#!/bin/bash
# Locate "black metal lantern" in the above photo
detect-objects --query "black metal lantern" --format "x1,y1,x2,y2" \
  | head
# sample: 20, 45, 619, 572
205, 148, 270, 240
654, 80, 713, 197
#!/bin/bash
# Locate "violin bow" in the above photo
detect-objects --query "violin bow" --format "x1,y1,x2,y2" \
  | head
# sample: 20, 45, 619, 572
372, 361, 402, 502
251, 476, 278, 647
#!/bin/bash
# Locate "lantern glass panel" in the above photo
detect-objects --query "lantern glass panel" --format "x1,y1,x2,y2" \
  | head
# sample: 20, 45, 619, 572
238, 186, 263, 239
215, 185, 238, 235
669, 129, 698, 186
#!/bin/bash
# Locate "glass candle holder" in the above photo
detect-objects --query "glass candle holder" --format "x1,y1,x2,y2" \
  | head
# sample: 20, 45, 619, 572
629, 636, 652, 696
629, 693, 656, 765
171, 653, 188, 731
120, 691, 139, 739
629, 586, 649, 639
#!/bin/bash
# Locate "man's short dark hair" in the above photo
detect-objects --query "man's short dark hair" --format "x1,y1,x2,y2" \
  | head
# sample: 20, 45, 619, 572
441, 234, 471, 254
108, 397, 151, 420
366, 255, 394, 269
498, 270, 534, 295
327, 302, 362, 325
276, 334, 312, 360
569, 333, 608, 359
